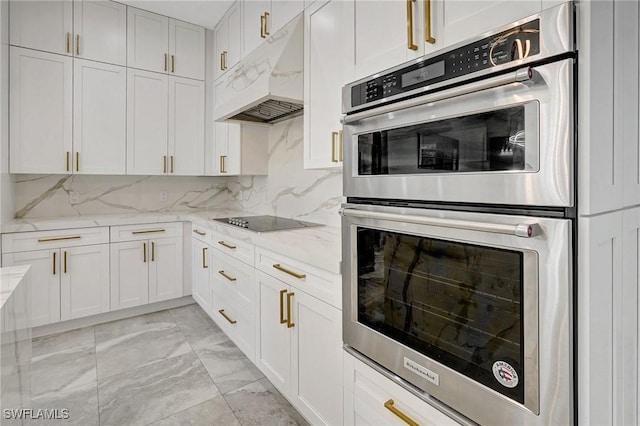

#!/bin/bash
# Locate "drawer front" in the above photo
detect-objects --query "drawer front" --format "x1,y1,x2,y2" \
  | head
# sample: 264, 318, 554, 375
210, 230, 254, 267
191, 224, 210, 244
255, 247, 341, 309
211, 284, 254, 359
110, 222, 182, 242
2, 227, 109, 253
211, 250, 254, 306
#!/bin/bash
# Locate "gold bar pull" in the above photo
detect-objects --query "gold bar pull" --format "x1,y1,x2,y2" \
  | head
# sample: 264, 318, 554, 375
76, 34, 80, 55
171, 55, 175, 73
163, 155, 167, 173
279, 289, 287, 324
218, 240, 237, 250
224, 51, 228, 70
264, 12, 270, 36
132, 229, 166, 235
218, 309, 237, 324
220, 52, 225, 71
406, 0, 418, 51
170, 155, 174, 173
273, 264, 306, 280
164, 53, 168, 71
220, 155, 227, 173
52, 251, 57, 275
66, 32, 70, 53
202, 247, 208, 268
66, 151, 70, 172
286, 292, 294, 328
424, 0, 436, 44
75, 152, 79, 172
384, 399, 419, 426
193, 229, 206, 236
339, 130, 344, 162
260, 14, 265, 38
63, 251, 67, 273
218, 270, 237, 282
38, 235, 81, 243
143, 242, 147, 263
331, 132, 338, 162
151, 242, 155, 262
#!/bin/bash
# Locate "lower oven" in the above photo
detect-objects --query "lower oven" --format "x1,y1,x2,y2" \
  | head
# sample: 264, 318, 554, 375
341, 203, 572, 425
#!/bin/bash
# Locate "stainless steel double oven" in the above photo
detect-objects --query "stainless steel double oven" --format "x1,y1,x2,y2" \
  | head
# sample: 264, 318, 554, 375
341, 3, 575, 425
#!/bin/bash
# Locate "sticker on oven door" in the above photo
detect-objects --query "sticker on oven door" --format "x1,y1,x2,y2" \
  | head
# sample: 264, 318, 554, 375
492, 361, 519, 388
404, 358, 439, 386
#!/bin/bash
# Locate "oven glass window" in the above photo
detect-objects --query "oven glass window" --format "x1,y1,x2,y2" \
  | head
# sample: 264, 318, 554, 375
358, 105, 526, 175
357, 227, 524, 403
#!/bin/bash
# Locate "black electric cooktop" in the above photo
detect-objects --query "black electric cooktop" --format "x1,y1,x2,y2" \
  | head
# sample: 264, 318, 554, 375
213, 215, 323, 233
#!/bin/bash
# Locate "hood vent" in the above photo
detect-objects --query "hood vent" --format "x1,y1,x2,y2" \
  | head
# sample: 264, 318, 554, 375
214, 15, 303, 124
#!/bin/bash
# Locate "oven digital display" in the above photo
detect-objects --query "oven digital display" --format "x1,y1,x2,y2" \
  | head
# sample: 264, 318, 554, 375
401, 61, 445, 88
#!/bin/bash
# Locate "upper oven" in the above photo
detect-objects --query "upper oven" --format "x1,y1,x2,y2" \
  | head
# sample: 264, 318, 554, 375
341, 3, 575, 208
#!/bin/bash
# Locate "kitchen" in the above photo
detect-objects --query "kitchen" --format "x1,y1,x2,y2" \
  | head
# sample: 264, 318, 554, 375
0, 0, 638, 425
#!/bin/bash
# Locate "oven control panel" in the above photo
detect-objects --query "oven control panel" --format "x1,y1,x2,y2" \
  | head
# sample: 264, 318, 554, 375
350, 19, 540, 109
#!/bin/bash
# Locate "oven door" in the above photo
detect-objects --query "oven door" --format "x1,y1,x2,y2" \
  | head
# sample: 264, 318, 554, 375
343, 58, 574, 207
341, 203, 572, 425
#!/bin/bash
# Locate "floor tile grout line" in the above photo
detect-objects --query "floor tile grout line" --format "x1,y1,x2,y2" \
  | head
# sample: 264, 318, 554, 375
94, 325, 102, 426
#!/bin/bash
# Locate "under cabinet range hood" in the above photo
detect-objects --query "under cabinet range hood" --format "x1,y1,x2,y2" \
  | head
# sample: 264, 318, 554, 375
214, 15, 303, 124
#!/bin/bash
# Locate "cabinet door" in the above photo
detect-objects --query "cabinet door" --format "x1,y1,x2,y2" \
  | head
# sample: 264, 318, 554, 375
2, 250, 60, 327
9, 0, 73, 55
60, 245, 110, 321
291, 290, 343, 426
127, 7, 169, 73
213, 20, 228, 80
243, 0, 270, 56
127, 68, 169, 175
169, 19, 205, 80
270, 1, 304, 35
149, 237, 183, 303
168, 77, 205, 176
226, 2, 242, 70
74, 59, 126, 174
304, 0, 354, 169
73, 0, 127, 65
213, 121, 229, 175
9, 47, 72, 174
110, 241, 149, 310
225, 124, 242, 175
255, 270, 291, 396
192, 239, 212, 313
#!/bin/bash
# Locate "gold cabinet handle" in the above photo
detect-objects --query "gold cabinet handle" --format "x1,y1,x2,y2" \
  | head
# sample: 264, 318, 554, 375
279, 289, 287, 324
202, 247, 208, 268
218, 309, 237, 324
218, 240, 236, 250
132, 229, 165, 235
331, 131, 338, 162
264, 12, 270, 36
218, 270, 236, 282
52, 251, 57, 275
286, 292, 295, 328
384, 399, 419, 426
164, 53, 168, 71
406, 0, 418, 51
143, 242, 147, 263
76, 34, 80, 55
63, 251, 68, 273
220, 155, 227, 173
171, 55, 175, 73
75, 152, 79, 172
273, 264, 306, 279
66, 151, 70, 172
170, 155, 174, 173
151, 242, 155, 262
260, 14, 266, 38
38, 235, 81, 243
339, 130, 343, 162
163, 155, 167, 173
66, 32, 70, 53
220, 52, 225, 71
193, 229, 206, 236
424, 0, 436, 44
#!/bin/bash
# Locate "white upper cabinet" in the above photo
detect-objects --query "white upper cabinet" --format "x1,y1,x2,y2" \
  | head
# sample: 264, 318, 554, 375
127, 7, 170, 73
169, 18, 205, 80
168, 76, 205, 175
214, 1, 241, 79
243, 0, 303, 56
304, 0, 354, 169
74, 59, 126, 175
9, 47, 73, 174
211, 120, 267, 176
10, 0, 73, 55
270, 1, 304, 36
73, 0, 127, 65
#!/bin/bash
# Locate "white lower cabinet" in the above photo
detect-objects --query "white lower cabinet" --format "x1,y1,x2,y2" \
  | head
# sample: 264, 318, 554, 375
110, 240, 149, 310
149, 237, 183, 303
192, 236, 212, 314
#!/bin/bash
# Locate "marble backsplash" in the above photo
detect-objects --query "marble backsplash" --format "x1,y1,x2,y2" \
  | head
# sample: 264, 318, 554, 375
11, 117, 344, 227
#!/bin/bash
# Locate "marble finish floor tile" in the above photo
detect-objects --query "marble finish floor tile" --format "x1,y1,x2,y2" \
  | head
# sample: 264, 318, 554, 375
30, 344, 96, 398
196, 340, 264, 394
150, 395, 240, 426
169, 304, 229, 350
95, 311, 191, 379
98, 352, 219, 426
27, 381, 99, 426
223, 378, 308, 426
32, 326, 95, 357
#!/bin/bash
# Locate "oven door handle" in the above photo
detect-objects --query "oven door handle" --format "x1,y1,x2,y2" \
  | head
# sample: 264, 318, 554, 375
343, 67, 534, 124
340, 208, 540, 238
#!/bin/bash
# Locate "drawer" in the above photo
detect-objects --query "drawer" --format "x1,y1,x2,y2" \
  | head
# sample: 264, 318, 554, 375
211, 284, 254, 360
211, 251, 254, 306
191, 224, 210, 244
110, 222, 182, 242
210, 230, 254, 267
2, 227, 109, 253
255, 247, 341, 309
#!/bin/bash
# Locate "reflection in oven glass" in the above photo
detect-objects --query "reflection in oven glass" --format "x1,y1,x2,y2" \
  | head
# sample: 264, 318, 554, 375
357, 228, 524, 402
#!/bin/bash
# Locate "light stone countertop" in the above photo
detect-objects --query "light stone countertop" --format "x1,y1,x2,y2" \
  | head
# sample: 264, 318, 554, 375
0, 265, 30, 312
1, 211, 342, 275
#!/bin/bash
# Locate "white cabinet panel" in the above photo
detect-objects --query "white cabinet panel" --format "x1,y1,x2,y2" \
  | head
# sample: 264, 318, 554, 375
127, 7, 169, 73
270, 1, 304, 34
10, 0, 73, 55
215, 1, 241, 79
110, 240, 149, 310
73, 0, 127, 65
127, 68, 169, 175
169, 19, 205, 80
168, 77, 205, 176
9, 47, 72, 174
74, 59, 126, 174
243, 0, 270, 56
149, 237, 183, 303
60, 244, 110, 321
192, 239, 212, 313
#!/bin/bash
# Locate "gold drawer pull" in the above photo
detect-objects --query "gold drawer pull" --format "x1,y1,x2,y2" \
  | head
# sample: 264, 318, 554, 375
63, 250, 67, 273
132, 229, 166, 235
66, 32, 71, 53
143, 242, 147, 263
218, 309, 237, 324
218, 240, 236, 250
38, 236, 81, 243
52, 251, 56, 275
218, 270, 236, 282
286, 292, 294, 328
424, 0, 436, 44
406, 0, 418, 51
273, 264, 306, 279
384, 399, 419, 426
151, 242, 155, 262
202, 247, 208, 269
193, 229, 206, 236
263, 12, 270, 36
279, 289, 287, 324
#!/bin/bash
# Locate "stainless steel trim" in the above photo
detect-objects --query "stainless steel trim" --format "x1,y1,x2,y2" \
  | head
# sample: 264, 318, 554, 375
343, 67, 532, 124
340, 207, 539, 238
